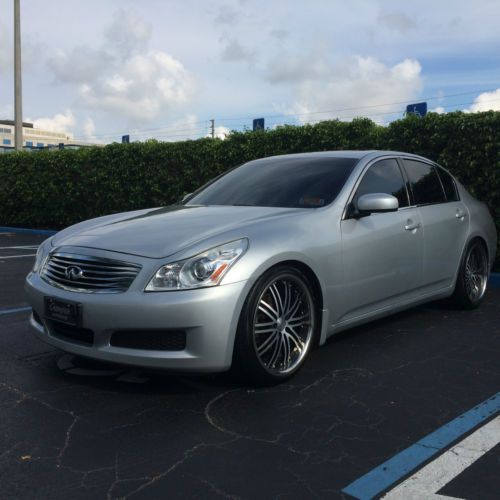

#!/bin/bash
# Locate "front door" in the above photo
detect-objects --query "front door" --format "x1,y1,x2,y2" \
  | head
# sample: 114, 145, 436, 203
337, 158, 423, 323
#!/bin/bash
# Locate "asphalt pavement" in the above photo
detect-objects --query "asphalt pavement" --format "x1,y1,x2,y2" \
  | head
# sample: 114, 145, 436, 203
0, 231, 499, 499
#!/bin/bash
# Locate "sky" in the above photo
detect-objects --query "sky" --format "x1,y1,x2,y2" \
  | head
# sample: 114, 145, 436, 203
1, 0, 500, 143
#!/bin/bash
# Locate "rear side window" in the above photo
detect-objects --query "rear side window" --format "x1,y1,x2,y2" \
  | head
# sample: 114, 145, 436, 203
354, 159, 409, 208
403, 160, 446, 205
436, 167, 459, 202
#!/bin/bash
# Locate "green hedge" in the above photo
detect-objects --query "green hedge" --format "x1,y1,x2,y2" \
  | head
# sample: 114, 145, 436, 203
0, 111, 498, 268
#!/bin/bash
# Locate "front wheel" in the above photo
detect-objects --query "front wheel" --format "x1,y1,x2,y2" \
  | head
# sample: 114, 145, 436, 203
233, 266, 318, 385
451, 240, 489, 309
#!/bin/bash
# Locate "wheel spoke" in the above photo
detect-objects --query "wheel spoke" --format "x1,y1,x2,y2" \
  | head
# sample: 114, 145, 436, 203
257, 331, 279, 356
284, 329, 303, 351
287, 313, 309, 326
255, 320, 275, 329
269, 283, 283, 316
285, 293, 302, 320
258, 300, 279, 321
268, 334, 282, 367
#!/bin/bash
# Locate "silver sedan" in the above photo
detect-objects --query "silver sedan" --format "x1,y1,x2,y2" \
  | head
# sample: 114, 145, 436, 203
25, 151, 497, 384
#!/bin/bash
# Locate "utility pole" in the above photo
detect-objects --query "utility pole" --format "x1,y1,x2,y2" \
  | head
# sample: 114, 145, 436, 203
210, 119, 214, 139
14, 0, 23, 151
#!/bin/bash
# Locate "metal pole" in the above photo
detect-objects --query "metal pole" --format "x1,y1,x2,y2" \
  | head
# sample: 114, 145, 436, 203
14, 0, 23, 151
210, 119, 214, 139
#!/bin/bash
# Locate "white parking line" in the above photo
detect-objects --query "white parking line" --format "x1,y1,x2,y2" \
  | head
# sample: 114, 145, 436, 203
382, 415, 500, 499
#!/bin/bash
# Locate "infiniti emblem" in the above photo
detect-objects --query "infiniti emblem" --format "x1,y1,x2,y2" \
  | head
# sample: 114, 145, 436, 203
65, 265, 84, 281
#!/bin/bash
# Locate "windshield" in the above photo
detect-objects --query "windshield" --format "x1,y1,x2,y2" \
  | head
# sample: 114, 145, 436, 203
186, 156, 357, 208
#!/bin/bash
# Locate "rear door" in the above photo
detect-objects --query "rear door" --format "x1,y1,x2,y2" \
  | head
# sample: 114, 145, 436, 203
338, 158, 424, 323
401, 159, 468, 292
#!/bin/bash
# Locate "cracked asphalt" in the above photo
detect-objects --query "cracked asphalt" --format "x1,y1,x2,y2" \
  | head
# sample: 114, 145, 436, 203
0, 232, 499, 499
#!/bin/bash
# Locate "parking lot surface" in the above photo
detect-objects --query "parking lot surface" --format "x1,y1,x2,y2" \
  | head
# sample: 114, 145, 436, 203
0, 231, 499, 499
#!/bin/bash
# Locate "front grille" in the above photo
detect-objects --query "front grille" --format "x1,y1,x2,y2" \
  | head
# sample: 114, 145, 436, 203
49, 321, 94, 346
110, 330, 187, 351
41, 252, 141, 293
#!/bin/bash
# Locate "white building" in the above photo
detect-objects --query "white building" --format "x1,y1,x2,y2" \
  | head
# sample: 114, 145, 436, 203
0, 120, 98, 151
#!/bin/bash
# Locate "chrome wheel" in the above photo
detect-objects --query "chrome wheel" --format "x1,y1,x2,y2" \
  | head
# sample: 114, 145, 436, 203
464, 243, 488, 302
252, 274, 315, 375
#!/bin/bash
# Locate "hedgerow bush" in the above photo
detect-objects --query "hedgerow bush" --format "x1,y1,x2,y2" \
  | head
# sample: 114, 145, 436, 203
0, 112, 498, 268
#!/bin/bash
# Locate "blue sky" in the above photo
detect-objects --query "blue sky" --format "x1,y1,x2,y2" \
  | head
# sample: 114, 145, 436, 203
1, 0, 500, 142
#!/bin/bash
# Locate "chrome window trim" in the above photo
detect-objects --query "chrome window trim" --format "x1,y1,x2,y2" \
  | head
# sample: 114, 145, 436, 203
342, 155, 410, 220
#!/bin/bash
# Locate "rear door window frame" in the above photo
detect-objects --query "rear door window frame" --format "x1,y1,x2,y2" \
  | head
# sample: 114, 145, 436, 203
400, 158, 448, 207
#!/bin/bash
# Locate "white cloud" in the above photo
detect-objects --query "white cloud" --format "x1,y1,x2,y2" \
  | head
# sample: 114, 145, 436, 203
377, 10, 417, 34
80, 51, 195, 122
220, 38, 255, 63
430, 106, 445, 114
46, 8, 195, 123
465, 89, 500, 112
0, 103, 13, 118
104, 8, 152, 58
0, 22, 12, 70
83, 117, 95, 137
209, 125, 230, 139
27, 110, 75, 136
275, 56, 422, 123
265, 50, 330, 84
48, 47, 113, 83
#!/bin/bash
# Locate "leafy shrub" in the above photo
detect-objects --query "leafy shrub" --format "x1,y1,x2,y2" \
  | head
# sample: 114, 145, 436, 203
0, 112, 498, 268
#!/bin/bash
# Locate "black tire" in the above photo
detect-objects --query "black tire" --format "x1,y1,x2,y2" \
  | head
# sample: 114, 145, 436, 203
232, 265, 319, 386
451, 239, 489, 309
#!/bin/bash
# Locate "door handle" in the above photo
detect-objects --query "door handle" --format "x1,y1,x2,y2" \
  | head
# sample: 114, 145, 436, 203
405, 221, 421, 231
456, 210, 467, 220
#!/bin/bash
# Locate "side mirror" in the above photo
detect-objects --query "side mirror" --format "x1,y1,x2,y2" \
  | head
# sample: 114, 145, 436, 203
181, 193, 192, 203
356, 193, 399, 215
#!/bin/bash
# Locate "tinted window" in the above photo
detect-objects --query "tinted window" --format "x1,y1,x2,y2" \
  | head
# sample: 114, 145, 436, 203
404, 160, 446, 205
354, 159, 409, 208
187, 157, 357, 208
436, 167, 459, 202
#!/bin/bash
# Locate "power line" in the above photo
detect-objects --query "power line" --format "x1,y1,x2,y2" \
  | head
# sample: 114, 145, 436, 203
214, 88, 500, 122
71, 87, 500, 142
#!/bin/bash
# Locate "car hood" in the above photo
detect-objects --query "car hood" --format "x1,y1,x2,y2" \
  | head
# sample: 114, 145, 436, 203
52, 205, 306, 259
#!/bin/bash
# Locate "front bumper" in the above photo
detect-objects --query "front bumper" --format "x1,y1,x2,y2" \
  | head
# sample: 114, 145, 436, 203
25, 271, 248, 372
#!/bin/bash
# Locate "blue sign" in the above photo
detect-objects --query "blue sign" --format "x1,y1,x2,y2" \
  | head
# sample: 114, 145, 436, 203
122, 135, 130, 144
406, 102, 427, 117
253, 118, 265, 131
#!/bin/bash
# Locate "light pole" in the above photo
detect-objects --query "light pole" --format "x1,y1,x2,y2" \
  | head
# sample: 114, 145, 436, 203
14, 0, 23, 151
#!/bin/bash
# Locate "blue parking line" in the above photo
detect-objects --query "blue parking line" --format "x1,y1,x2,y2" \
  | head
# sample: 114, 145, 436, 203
0, 306, 32, 316
490, 273, 500, 287
0, 226, 57, 236
342, 392, 500, 500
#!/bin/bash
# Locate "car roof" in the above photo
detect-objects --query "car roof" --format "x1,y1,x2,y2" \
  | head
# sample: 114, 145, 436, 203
253, 151, 432, 162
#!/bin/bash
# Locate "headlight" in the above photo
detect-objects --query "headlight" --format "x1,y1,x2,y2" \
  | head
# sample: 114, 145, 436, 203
32, 238, 51, 273
145, 238, 248, 292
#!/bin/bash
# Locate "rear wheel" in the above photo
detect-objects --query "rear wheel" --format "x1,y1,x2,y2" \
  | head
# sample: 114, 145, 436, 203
233, 266, 318, 385
452, 240, 489, 309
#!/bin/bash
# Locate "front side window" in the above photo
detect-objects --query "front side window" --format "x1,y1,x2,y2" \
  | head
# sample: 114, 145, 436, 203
187, 157, 358, 208
403, 160, 446, 205
354, 159, 409, 208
